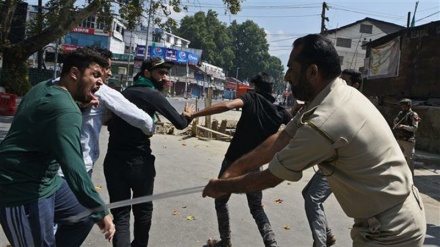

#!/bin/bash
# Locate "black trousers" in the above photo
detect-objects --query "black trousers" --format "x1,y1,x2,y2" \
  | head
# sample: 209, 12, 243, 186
104, 152, 156, 247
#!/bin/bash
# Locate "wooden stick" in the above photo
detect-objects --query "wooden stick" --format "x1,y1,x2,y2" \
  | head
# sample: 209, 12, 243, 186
196, 125, 232, 138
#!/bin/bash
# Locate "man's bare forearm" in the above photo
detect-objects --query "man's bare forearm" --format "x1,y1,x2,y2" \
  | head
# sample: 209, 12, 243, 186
222, 130, 291, 178
215, 169, 283, 194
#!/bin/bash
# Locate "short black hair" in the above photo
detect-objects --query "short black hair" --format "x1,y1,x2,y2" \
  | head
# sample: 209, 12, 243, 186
342, 69, 362, 84
250, 72, 274, 93
293, 34, 341, 80
95, 48, 113, 60
60, 48, 109, 76
84, 46, 113, 60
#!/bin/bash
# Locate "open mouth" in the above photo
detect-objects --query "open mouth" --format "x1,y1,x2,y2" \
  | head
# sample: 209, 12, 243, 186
91, 85, 100, 94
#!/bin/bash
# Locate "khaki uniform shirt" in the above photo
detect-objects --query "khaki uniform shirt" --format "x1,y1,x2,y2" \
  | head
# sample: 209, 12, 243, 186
269, 78, 413, 219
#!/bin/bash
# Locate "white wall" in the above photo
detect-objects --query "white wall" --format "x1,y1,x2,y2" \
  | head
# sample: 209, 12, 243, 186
326, 20, 391, 71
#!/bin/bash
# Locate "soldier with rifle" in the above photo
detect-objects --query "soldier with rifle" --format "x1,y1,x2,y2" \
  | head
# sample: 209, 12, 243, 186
393, 98, 420, 176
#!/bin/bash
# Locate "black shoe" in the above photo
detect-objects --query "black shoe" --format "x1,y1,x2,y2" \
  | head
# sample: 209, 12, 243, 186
207, 238, 232, 247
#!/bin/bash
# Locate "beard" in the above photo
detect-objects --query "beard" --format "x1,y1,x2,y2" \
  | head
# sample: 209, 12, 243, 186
291, 67, 314, 101
151, 77, 165, 91
75, 80, 96, 104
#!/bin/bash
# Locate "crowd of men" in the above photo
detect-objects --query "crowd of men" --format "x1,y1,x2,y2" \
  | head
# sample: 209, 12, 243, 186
0, 34, 425, 247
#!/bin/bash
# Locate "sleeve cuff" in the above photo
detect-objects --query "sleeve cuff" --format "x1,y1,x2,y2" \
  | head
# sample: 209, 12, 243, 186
268, 154, 303, 182
90, 209, 110, 222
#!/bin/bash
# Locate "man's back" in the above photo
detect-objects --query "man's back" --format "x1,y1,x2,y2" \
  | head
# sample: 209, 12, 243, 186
226, 91, 291, 161
0, 80, 79, 206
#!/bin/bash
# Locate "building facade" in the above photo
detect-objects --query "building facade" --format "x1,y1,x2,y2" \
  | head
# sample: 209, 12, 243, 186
324, 17, 404, 73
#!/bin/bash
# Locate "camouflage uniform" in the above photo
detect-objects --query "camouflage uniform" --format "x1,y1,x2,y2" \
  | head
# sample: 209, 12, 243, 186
393, 99, 420, 176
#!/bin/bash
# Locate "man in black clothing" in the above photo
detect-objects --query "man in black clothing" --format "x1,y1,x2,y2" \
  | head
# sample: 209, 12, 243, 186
103, 57, 195, 247
186, 72, 292, 247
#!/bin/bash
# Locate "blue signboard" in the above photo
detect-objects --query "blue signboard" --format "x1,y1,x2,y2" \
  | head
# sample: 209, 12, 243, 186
135, 45, 200, 65
187, 53, 199, 65
135, 45, 146, 58
149, 46, 166, 57
176, 50, 187, 63
165, 48, 178, 62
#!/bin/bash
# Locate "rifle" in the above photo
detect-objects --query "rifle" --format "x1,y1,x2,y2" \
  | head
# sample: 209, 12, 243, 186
392, 111, 411, 130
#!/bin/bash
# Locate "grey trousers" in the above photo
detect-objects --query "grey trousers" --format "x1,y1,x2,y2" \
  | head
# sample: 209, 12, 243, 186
302, 171, 333, 247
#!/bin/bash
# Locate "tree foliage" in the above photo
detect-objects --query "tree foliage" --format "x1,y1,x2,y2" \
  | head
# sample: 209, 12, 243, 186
175, 12, 285, 84
228, 20, 271, 81
174, 10, 235, 72
0, 0, 243, 95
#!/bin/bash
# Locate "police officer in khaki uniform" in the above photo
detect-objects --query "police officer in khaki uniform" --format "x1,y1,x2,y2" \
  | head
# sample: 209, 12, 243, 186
202, 34, 426, 247
393, 98, 420, 176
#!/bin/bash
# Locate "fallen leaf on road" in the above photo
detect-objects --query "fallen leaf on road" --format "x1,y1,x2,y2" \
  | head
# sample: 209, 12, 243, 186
172, 210, 180, 216
284, 224, 291, 230
186, 215, 195, 220
287, 182, 292, 185
275, 198, 284, 204
95, 186, 102, 190
182, 143, 187, 146
182, 205, 187, 208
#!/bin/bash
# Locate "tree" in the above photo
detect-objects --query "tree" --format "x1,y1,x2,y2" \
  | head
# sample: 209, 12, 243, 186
0, 0, 242, 95
175, 14, 278, 82
228, 20, 272, 81
264, 55, 284, 89
174, 10, 235, 72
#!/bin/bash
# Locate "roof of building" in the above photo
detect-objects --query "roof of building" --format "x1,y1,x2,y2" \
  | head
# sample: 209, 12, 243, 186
363, 21, 439, 47
325, 17, 405, 35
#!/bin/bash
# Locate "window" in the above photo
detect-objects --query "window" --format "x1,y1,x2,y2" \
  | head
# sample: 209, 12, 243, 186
360, 24, 373, 34
339, 56, 344, 64
97, 22, 105, 30
336, 38, 352, 48
80, 16, 96, 28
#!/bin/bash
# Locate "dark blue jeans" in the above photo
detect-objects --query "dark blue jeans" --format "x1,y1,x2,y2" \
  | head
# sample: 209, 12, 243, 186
0, 179, 94, 247
215, 158, 277, 247
104, 152, 156, 247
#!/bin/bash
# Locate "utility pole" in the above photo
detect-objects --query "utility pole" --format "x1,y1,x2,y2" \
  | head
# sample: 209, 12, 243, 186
126, 30, 134, 86
144, 0, 153, 59
37, 0, 43, 69
184, 60, 188, 98
235, 67, 240, 80
203, 63, 207, 98
320, 2, 329, 34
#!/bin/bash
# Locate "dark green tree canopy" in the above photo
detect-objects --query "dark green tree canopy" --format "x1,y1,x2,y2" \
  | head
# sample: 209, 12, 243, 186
175, 12, 285, 84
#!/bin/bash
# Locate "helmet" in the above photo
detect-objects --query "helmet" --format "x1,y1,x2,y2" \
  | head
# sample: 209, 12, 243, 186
399, 98, 412, 106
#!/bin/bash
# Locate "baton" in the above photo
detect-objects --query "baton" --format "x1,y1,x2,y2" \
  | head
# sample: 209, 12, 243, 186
65, 185, 205, 223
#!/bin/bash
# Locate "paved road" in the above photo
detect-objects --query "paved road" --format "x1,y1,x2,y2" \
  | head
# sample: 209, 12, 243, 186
0, 98, 439, 246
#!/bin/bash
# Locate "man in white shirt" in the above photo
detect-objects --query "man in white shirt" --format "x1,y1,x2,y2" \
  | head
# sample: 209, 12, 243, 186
79, 48, 154, 176
54, 48, 155, 238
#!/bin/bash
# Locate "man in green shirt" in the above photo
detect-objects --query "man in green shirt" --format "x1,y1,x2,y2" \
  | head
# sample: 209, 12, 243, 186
0, 48, 115, 246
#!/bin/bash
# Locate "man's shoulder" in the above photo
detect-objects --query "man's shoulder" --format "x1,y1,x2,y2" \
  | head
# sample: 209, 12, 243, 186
409, 110, 418, 116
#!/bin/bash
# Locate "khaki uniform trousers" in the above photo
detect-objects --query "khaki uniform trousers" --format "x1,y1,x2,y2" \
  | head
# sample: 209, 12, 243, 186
351, 186, 426, 247
397, 139, 415, 176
